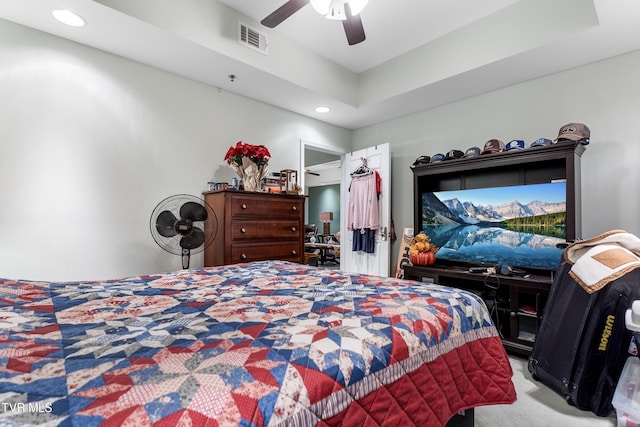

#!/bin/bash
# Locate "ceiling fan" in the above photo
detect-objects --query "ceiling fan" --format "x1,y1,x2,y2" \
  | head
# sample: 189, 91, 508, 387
261, 0, 367, 46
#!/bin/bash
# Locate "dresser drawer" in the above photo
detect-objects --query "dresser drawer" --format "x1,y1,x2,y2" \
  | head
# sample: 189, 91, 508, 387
231, 242, 301, 263
231, 195, 301, 218
231, 221, 302, 241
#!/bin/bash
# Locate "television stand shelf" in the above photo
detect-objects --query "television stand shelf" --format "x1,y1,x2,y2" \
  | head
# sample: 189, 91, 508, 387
404, 264, 553, 355
410, 141, 585, 355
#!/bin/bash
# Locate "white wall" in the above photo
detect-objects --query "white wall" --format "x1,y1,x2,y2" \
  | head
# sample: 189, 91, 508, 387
353, 49, 640, 262
0, 20, 351, 281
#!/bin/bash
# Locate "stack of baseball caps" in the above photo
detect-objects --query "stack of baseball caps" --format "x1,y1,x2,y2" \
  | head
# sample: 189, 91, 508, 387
555, 122, 590, 145
430, 153, 446, 163
444, 149, 464, 160
410, 122, 589, 169
430, 149, 467, 163
530, 138, 553, 147
463, 147, 481, 158
480, 139, 506, 154
505, 140, 525, 151
409, 155, 431, 169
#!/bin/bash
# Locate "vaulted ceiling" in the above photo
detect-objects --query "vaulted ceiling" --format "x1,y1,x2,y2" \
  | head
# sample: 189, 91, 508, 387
1, 0, 640, 129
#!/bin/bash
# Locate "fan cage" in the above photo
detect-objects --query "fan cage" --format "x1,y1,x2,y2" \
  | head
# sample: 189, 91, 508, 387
150, 194, 217, 257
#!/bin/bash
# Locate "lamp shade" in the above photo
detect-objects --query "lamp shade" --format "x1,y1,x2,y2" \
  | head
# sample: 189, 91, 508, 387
319, 212, 334, 222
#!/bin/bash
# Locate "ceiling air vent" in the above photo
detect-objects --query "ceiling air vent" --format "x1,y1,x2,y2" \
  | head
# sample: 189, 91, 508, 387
238, 21, 268, 55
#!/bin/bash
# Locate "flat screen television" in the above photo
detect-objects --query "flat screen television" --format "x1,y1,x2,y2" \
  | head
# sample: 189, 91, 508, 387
420, 181, 567, 272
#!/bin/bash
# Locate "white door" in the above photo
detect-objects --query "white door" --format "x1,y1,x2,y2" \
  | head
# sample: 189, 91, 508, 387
340, 143, 391, 276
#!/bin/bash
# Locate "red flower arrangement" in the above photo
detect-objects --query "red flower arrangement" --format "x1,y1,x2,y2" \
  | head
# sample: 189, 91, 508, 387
224, 141, 271, 168
224, 141, 271, 191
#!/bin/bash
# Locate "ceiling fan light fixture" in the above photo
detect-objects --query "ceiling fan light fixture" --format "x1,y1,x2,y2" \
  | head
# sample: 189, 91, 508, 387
262, 0, 367, 45
326, 0, 346, 20
311, 0, 368, 20
347, 0, 369, 16
309, 0, 330, 15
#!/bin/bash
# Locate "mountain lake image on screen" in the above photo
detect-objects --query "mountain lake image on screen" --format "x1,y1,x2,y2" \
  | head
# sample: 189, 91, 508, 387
421, 182, 567, 271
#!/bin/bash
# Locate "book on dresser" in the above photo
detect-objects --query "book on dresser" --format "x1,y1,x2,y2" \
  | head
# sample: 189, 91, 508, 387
203, 190, 305, 266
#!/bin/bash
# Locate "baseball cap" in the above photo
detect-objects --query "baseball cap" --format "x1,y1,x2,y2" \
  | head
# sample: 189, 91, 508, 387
556, 123, 590, 144
430, 153, 445, 163
410, 155, 431, 169
463, 147, 481, 158
480, 139, 505, 155
505, 140, 525, 151
530, 138, 553, 148
444, 149, 464, 161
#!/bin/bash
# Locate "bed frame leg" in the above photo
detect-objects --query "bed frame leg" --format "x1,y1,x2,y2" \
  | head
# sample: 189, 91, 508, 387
445, 408, 474, 427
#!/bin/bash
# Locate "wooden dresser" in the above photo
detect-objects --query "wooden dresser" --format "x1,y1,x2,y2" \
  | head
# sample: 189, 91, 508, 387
203, 190, 305, 266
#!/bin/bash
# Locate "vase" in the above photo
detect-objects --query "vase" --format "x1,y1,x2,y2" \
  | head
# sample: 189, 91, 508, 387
242, 172, 263, 192
233, 157, 269, 192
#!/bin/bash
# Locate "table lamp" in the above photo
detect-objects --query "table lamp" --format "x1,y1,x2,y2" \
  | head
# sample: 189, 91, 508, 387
320, 212, 333, 235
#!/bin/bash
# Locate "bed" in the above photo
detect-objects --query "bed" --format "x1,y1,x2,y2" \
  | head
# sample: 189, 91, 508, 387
0, 260, 515, 426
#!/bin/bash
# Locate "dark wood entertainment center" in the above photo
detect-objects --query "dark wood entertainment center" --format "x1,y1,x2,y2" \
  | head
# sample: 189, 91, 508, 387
404, 142, 586, 355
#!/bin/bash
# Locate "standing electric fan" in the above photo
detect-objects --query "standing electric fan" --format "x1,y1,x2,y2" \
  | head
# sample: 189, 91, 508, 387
149, 194, 217, 269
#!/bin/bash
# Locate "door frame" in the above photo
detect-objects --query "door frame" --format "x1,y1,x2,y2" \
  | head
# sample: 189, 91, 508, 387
300, 139, 347, 268
299, 139, 347, 192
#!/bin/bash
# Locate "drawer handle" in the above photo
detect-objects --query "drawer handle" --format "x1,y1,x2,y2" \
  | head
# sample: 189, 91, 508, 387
291, 227, 296, 232
291, 206, 297, 211
241, 227, 246, 233
241, 254, 247, 260
291, 250, 297, 256
241, 203, 247, 209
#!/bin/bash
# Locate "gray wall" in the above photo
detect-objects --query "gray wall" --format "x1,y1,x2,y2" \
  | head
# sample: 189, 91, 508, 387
0, 19, 351, 281
308, 185, 340, 236
353, 49, 640, 264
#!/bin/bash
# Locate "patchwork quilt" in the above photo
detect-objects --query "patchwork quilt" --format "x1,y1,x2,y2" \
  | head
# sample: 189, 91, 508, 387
0, 261, 516, 426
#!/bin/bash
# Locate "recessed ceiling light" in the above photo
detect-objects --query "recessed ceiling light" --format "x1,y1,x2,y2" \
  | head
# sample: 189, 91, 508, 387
315, 106, 331, 113
52, 10, 86, 27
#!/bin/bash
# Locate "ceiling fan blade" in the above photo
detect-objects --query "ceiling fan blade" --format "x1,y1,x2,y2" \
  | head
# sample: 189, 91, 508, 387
180, 227, 206, 250
180, 201, 207, 222
343, 4, 366, 46
261, 0, 308, 28
156, 210, 178, 237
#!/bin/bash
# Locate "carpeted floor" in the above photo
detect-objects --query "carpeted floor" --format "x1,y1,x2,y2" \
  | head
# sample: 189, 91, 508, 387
474, 355, 618, 426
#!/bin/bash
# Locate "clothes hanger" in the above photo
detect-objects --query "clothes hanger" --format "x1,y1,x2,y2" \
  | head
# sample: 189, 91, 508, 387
350, 157, 373, 177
